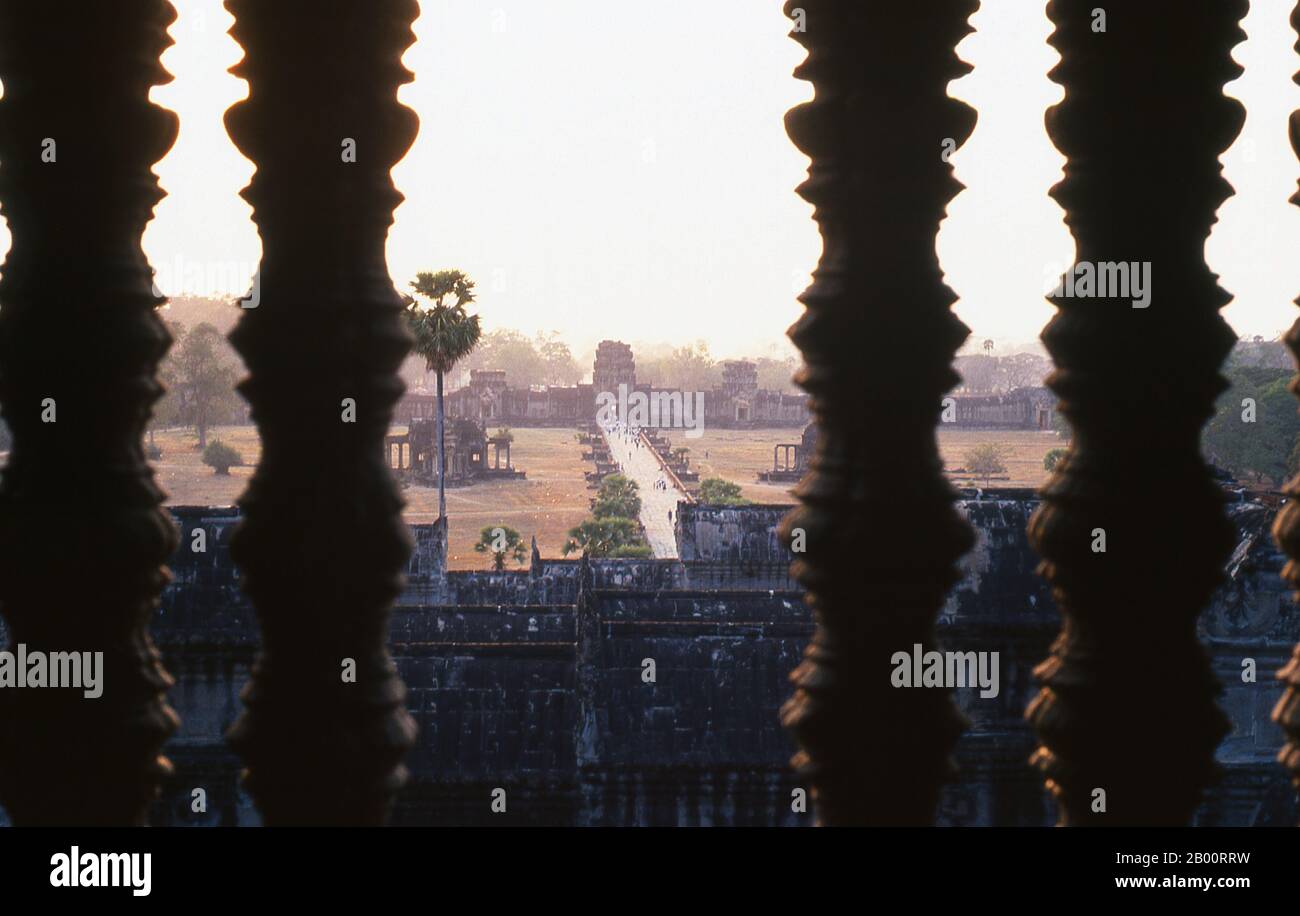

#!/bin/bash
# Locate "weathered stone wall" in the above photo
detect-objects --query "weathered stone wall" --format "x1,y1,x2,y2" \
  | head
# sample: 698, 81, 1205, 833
388, 606, 577, 825
935, 494, 1298, 827
1, 496, 1296, 826
680, 560, 798, 591
573, 586, 810, 825
675, 503, 792, 563
948, 386, 1056, 430
440, 557, 690, 607
168, 506, 449, 614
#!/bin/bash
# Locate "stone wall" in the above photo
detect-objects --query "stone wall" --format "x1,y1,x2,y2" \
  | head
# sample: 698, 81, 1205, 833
169, 506, 449, 614
675, 502, 792, 563
935, 493, 1299, 827
0, 496, 1296, 826
388, 605, 577, 825
947, 386, 1056, 430
574, 585, 809, 826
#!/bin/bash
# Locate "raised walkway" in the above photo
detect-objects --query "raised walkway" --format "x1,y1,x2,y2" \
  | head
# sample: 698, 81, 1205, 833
600, 423, 690, 559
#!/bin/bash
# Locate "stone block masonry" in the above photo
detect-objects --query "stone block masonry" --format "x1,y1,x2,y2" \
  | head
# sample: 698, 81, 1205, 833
0, 497, 1292, 825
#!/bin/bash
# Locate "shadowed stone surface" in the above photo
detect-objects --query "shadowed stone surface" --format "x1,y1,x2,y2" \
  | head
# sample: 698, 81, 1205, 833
0, 497, 1290, 826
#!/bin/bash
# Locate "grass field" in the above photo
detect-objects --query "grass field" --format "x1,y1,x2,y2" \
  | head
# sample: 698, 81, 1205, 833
153, 424, 1065, 570
654, 427, 1064, 497
153, 425, 592, 571
937, 428, 1063, 488
658, 428, 800, 503
152, 426, 260, 508
405, 427, 591, 569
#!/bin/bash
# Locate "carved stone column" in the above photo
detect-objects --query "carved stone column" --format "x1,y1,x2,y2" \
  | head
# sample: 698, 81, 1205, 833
1027, 0, 1244, 825
223, 0, 419, 825
1271, 3, 1300, 814
778, 1, 978, 825
0, 0, 180, 824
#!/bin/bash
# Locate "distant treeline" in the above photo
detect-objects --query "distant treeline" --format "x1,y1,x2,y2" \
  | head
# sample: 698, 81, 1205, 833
428, 329, 582, 391
632, 341, 800, 394
1203, 339, 1299, 487
409, 330, 801, 395
954, 352, 1051, 393
156, 299, 804, 396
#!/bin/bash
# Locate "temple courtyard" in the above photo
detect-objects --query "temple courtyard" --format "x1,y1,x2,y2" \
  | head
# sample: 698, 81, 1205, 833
150, 425, 1064, 570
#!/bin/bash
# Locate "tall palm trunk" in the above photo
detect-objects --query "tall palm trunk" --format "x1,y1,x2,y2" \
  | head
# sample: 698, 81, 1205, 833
436, 368, 446, 521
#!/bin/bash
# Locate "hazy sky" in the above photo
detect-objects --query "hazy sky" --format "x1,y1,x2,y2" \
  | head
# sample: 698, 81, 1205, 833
2, 0, 1299, 357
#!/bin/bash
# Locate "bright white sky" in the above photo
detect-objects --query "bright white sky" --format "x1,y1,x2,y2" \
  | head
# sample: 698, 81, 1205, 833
1, 0, 1298, 358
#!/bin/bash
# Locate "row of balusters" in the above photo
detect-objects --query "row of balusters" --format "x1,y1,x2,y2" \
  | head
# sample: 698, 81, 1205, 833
0, 0, 1295, 826
780, 0, 1300, 827
0, 0, 418, 826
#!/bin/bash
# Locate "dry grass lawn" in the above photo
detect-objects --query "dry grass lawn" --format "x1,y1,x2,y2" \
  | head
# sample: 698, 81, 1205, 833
152, 424, 1066, 570
152, 425, 591, 570
657, 427, 1063, 497
937, 428, 1063, 488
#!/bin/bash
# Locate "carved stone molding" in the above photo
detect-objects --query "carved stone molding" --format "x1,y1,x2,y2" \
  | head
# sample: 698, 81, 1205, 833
1027, 0, 1244, 825
0, 0, 180, 824
222, 0, 419, 825
1270, 1, 1300, 818
778, 0, 978, 825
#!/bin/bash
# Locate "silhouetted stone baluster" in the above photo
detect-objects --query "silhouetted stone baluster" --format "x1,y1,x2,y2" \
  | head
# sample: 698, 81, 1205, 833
223, 0, 419, 824
1271, 3, 1300, 814
0, 0, 180, 824
1026, 1, 1244, 825
778, 1, 978, 825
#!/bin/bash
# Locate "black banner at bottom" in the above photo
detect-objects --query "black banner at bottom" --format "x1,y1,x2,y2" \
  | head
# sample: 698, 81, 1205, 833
0, 825, 1290, 901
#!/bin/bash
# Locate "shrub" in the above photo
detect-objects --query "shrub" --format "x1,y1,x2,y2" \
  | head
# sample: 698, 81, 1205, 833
563, 517, 647, 557
473, 524, 527, 571
698, 477, 749, 506
963, 443, 1010, 486
593, 474, 641, 519
203, 440, 242, 475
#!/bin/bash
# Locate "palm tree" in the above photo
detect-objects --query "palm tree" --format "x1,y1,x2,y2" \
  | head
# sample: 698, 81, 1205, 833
562, 517, 643, 557
473, 524, 527, 571
405, 269, 481, 521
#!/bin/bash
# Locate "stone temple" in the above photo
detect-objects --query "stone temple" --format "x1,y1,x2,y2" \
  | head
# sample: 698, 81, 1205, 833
395, 341, 1056, 433
396, 340, 810, 430
0, 491, 1286, 827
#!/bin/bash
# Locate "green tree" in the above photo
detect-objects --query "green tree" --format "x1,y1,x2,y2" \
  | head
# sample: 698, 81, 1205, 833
964, 442, 1010, 486
1203, 365, 1300, 485
1226, 338, 1292, 371
698, 477, 749, 505
536, 331, 581, 386
459, 328, 546, 388
562, 517, 646, 557
1043, 447, 1068, 472
638, 341, 721, 391
593, 474, 641, 519
202, 440, 242, 475
753, 356, 800, 394
405, 269, 482, 521
149, 318, 186, 449
172, 322, 241, 449
473, 525, 527, 571
955, 354, 997, 393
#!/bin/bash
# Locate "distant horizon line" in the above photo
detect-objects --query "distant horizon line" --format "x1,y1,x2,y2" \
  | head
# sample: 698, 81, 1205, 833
158, 294, 1294, 360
